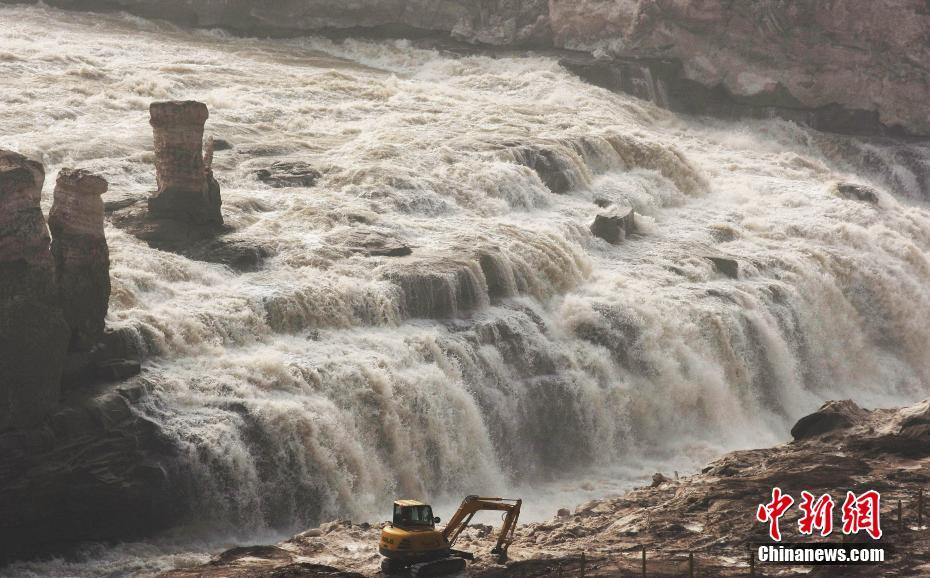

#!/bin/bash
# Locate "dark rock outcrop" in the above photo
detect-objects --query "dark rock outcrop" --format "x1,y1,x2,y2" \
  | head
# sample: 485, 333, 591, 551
184, 237, 274, 272
49, 168, 111, 352
210, 137, 233, 151
255, 161, 322, 188
790, 399, 870, 440
590, 206, 635, 244
148, 101, 222, 225
834, 182, 881, 204
700, 253, 739, 279
0, 150, 69, 431
0, 385, 183, 565
325, 227, 412, 257
61, 326, 144, 388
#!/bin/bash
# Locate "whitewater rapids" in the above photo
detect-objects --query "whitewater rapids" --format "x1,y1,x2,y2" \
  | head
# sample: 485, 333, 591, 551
2, 3, 930, 575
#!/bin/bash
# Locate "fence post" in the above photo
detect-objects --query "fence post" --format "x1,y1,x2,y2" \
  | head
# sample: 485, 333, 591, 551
641, 545, 646, 578
689, 551, 694, 578
557, 563, 563, 578
899, 499, 903, 532
580, 552, 586, 578
749, 546, 755, 577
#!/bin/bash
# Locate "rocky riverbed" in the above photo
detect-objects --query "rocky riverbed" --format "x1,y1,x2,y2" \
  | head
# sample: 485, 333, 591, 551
160, 398, 930, 577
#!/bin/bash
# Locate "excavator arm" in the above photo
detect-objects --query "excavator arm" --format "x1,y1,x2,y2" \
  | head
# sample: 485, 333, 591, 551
442, 495, 522, 562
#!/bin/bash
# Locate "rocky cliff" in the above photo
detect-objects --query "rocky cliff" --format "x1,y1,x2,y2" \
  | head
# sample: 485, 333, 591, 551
0, 151, 129, 427
0, 156, 177, 565
0, 151, 69, 431
8, 0, 929, 136
0, 383, 185, 565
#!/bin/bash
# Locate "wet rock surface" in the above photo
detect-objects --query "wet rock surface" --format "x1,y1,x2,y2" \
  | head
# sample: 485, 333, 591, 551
183, 237, 274, 272
160, 398, 930, 577
790, 399, 870, 440
502, 143, 588, 194
325, 227, 412, 258
112, 101, 229, 254
834, 182, 881, 205
0, 384, 184, 565
590, 206, 635, 245
255, 160, 322, 188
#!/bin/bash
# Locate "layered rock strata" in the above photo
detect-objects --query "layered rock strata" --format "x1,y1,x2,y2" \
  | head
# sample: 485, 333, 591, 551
0, 150, 69, 431
49, 168, 110, 352
148, 101, 222, 225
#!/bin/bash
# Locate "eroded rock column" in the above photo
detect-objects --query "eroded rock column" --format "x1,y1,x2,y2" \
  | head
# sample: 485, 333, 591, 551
0, 150, 69, 430
49, 169, 111, 352
148, 100, 222, 225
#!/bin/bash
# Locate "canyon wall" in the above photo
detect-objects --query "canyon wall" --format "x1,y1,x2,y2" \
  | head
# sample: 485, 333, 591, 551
8, 0, 929, 136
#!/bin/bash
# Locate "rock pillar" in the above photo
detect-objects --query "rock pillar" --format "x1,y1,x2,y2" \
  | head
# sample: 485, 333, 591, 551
49, 168, 111, 352
0, 150, 69, 430
147, 101, 222, 225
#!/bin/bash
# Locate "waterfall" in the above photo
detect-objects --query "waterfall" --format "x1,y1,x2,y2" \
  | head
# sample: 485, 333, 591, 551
2, 5, 930, 572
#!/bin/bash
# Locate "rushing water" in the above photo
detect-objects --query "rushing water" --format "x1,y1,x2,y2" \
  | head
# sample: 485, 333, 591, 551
3, 3, 930, 575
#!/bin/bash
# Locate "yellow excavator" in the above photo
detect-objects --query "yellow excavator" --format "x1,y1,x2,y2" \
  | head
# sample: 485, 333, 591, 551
379, 495, 522, 576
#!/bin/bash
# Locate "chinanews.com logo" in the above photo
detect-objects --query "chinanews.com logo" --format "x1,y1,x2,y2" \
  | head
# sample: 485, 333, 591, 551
754, 487, 889, 565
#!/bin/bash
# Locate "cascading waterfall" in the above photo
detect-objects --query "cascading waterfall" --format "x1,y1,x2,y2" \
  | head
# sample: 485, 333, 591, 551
3, 3, 930, 573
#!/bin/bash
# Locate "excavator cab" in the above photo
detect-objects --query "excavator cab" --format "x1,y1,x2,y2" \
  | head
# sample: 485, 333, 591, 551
379, 496, 521, 577
393, 502, 440, 528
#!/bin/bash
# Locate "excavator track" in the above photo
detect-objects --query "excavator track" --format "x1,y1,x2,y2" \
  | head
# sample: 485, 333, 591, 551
409, 556, 467, 577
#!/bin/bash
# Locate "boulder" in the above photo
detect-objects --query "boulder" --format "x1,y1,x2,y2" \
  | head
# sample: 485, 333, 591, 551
183, 237, 273, 271
49, 168, 110, 352
325, 227, 412, 257
254, 161, 322, 188
834, 182, 880, 204
701, 254, 739, 279
651, 472, 672, 487
210, 137, 233, 151
147, 101, 223, 225
0, 150, 69, 431
790, 399, 869, 440
590, 206, 635, 244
